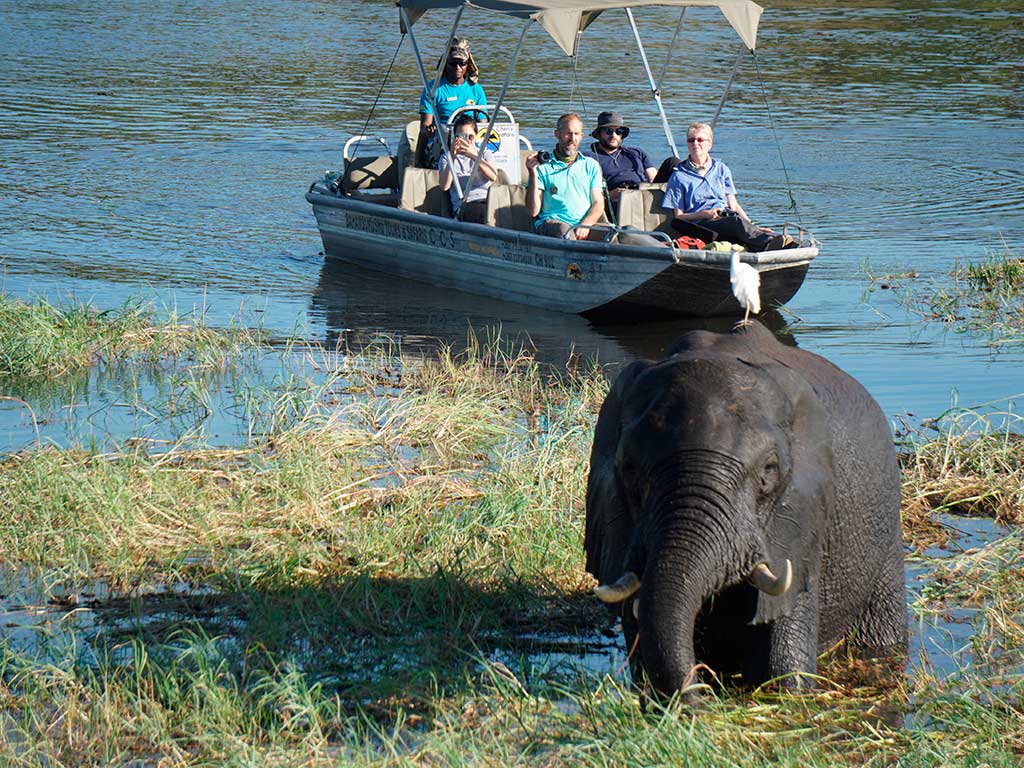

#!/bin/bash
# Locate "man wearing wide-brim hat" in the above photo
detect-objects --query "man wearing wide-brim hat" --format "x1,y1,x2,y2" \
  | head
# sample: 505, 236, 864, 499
583, 111, 657, 205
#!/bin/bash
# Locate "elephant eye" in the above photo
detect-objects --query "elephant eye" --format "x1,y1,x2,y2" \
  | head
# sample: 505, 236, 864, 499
758, 456, 781, 496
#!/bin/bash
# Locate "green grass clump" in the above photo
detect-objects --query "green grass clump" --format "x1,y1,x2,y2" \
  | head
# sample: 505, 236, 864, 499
0, 294, 264, 382
900, 407, 1024, 529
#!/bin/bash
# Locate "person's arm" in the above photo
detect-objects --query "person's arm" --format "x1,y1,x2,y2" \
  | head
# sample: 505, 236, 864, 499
673, 207, 724, 222
726, 193, 750, 222
526, 154, 542, 218
644, 166, 658, 183
463, 145, 497, 182
574, 185, 605, 240
418, 83, 437, 138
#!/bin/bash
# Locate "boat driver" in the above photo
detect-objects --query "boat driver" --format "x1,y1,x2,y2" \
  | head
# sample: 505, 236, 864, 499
416, 37, 488, 168
527, 113, 605, 240
583, 111, 657, 206
662, 122, 791, 252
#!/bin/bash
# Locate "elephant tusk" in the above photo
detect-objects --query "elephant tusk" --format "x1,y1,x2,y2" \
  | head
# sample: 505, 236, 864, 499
633, 599, 640, 620
594, 571, 641, 603
747, 560, 793, 596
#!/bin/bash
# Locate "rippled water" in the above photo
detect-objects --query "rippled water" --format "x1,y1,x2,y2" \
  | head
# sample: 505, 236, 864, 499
1, 0, 1023, 438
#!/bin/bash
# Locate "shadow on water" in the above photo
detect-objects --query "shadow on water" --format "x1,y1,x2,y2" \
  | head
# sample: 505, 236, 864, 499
309, 257, 799, 371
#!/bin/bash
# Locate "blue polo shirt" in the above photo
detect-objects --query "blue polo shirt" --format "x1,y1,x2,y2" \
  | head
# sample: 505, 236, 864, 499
419, 78, 488, 124
662, 158, 736, 213
534, 154, 603, 229
583, 143, 654, 189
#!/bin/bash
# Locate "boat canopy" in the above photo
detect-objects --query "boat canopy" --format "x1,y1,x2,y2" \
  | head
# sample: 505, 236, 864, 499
397, 0, 763, 55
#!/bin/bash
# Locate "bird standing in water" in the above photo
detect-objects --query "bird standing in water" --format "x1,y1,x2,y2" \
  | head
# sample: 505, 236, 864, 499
730, 250, 761, 324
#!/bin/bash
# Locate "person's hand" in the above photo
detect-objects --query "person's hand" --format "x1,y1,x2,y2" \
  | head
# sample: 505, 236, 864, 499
424, 122, 437, 137
525, 153, 541, 172
574, 226, 590, 240
703, 208, 722, 221
454, 137, 478, 159
757, 225, 775, 233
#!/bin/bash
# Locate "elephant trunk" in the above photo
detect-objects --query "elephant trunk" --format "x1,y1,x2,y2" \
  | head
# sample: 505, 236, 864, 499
639, 532, 725, 698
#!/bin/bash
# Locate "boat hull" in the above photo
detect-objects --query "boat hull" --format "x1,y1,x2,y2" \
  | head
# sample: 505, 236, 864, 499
306, 188, 815, 318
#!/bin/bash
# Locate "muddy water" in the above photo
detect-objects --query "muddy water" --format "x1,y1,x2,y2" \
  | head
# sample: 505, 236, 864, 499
1, 0, 1023, 705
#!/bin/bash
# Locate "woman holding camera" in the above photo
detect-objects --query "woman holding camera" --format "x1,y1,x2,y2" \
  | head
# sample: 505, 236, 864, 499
438, 113, 497, 224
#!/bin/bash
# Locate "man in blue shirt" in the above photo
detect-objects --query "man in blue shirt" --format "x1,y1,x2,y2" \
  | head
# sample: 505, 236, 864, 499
662, 122, 788, 252
527, 114, 605, 240
583, 111, 657, 207
417, 37, 487, 167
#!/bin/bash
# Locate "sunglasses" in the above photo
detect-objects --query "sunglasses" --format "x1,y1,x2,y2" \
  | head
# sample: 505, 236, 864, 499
686, 136, 709, 144
448, 59, 468, 67
601, 127, 627, 136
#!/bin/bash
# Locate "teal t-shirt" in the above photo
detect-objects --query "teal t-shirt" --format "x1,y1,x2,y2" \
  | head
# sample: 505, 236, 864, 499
534, 155, 603, 229
419, 78, 487, 124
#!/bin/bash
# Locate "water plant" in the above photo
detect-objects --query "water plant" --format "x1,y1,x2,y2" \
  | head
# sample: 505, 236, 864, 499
863, 247, 1024, 345
0, 294, 265, 382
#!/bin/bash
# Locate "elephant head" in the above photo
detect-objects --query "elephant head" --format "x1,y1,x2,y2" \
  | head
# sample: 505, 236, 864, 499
585, 324, 837, 696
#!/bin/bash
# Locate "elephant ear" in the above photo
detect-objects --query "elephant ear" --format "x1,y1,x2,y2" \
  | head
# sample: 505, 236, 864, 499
752, 364, 835, 625
585, 359, 652, 587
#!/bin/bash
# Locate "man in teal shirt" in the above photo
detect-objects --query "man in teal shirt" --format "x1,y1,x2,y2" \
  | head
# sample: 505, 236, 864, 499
527, 113, 605, 240
417, 37, 487, 166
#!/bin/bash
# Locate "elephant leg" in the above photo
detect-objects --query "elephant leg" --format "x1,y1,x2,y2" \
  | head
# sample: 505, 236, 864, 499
764, 589, 820, 687
852, 553, 908, 651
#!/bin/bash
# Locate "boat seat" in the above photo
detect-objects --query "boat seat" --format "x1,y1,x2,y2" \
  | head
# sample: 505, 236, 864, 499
616, 183, 672, 235
343, 155, 399, 192
485, 183, 532, 232
396, 120, 420, 181
399, 167, 452, 217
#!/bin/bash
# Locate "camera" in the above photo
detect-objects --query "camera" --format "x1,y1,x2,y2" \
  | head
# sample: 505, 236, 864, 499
535, 150, 552, 164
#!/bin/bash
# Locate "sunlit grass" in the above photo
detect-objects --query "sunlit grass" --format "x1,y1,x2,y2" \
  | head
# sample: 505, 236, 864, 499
0, 294, 265, 382
1, 337, 1022, 764
863, 246, 1024, 344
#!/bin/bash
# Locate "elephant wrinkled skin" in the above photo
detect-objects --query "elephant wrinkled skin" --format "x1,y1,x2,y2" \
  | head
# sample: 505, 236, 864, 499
585, 323, 907, 697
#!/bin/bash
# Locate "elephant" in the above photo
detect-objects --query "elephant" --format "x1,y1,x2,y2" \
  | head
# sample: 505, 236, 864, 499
585, 322, 907, 697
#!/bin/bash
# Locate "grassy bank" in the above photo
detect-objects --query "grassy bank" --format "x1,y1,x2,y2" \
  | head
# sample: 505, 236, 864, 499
1, 338, 1022, 764
0, 294, 264, 382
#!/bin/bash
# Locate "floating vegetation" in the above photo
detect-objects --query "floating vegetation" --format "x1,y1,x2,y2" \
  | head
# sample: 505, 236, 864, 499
0, 340, 1022, 765
865, 247, 1024, 345
0, 294, 266, 382
900, 406, 1024, 533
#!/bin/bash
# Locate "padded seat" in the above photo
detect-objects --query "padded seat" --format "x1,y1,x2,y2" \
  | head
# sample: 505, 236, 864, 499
343, 155, 399, 192
399, 167, 452, 217
485, 183, 532, 232
616, 183, 672, 234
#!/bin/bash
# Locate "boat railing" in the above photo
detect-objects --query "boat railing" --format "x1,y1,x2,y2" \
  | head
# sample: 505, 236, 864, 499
779, 221, 820, 248
343, 136, 391, 161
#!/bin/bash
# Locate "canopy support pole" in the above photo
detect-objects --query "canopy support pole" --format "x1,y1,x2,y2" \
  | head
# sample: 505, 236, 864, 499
711, 47, 745, 129
656, 8, 687, 93
401, 4, 466, 198
459, 18, 530, 209
625, 9, 679, 159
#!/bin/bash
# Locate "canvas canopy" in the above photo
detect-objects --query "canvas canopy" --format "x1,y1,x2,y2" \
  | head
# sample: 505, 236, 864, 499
397, 0, 763, 55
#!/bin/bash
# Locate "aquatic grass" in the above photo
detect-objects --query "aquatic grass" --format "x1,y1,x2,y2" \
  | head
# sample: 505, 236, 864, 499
2, 631, 1022, 766
863, 248, 1024, 345
0, 294, 266, 383
2, 339, 1023, 764
899, 406, 1024, 533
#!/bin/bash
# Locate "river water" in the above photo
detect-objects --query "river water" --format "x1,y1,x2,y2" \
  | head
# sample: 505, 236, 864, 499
2, 0, 1023, 447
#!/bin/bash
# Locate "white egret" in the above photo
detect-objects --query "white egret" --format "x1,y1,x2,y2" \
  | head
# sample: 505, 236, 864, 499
730, 250, 761, 324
